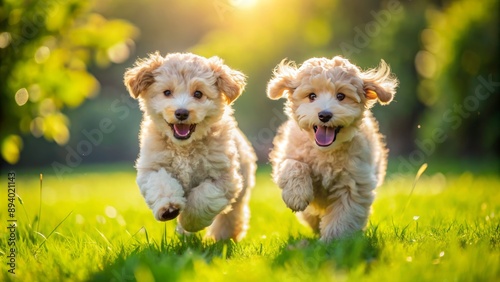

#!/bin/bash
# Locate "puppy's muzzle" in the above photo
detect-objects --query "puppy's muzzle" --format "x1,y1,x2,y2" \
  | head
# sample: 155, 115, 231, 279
168, 108, 196, 140
314, 111, 342, 147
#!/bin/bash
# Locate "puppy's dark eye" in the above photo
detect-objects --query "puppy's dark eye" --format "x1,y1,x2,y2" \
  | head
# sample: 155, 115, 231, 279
336, 93, 345, 101
164, 90, 172, 97
308, 93, 317, 101
193, 90, 203, 99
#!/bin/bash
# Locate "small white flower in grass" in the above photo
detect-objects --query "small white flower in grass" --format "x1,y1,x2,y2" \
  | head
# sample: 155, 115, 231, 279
105, 206, 117, 218
261, 235, 267, 239
413, 216, 420, 221
439, 251, 445, 257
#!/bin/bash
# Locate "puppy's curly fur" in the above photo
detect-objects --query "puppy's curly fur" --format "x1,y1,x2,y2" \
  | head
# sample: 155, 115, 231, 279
124, 52, 256, 241
267, 56, 398, 242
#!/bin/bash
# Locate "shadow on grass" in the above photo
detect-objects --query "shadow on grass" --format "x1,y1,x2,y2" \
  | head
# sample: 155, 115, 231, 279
273, 228, 380, 276
91, 234, 236, 281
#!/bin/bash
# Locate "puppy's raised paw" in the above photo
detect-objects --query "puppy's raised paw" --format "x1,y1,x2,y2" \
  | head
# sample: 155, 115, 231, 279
158, 206, 180, 221
282, 187, 313, 212
152, 197, 186, 222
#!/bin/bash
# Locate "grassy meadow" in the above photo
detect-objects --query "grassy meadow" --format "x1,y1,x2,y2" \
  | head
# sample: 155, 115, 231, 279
1, 163, 499, 281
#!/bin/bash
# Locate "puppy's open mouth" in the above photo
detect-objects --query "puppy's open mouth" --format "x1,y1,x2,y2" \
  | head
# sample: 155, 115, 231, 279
313, 126, 342, 147
168, 123, 196, 140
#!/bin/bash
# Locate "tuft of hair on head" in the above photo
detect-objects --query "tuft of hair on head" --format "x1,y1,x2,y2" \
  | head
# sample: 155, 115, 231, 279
209, 56, 247, 104
361, 59, 399, 105
266, 59, 298, 100
124, 52, 164, 99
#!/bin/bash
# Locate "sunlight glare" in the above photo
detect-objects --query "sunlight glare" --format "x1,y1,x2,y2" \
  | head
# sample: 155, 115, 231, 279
231, 0, 257, 9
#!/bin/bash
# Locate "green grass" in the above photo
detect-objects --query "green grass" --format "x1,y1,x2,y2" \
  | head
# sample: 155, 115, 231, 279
1, 164, 499, 281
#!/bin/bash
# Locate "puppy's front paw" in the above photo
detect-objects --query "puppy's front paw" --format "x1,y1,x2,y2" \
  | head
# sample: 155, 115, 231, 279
152, 196, 186, 221
276, 159, 313, 212
282, 187, 313, 212
157, 205, 180, 221
138, 168, 187, 221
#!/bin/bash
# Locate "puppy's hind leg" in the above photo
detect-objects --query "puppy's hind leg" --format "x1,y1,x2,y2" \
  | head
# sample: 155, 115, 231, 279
319, 185, 374, 242
207, 158, 256, 241
178, 181, 229, 232
206, 185, 251, 241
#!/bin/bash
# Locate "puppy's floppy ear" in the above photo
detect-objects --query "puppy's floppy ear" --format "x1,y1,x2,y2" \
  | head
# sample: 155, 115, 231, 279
124, 52, 164, 99
362, 59, 399, 105
209, 56, 246, 104
267, 59, 297, 100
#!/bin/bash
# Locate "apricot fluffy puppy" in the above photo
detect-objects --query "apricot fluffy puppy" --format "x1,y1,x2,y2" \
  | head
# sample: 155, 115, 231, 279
124, 53, 256, 241
267, 56, 398, 242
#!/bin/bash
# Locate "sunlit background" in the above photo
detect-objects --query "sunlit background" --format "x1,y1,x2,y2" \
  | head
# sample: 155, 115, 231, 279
1, 0, 498, 174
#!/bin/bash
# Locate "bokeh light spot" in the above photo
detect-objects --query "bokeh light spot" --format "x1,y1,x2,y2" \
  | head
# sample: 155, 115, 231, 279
15, 88, 29, 106
1, 135, 23, 164
0, 32, 11, 48
35, 46, 50, 64
30, 117, 45, 138
107, 42, 130, 64
105, 206, 117, 218
415, 50, 437, 78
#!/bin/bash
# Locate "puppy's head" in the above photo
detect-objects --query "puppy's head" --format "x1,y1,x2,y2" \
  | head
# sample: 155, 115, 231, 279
267, 56, 398, 149
124, 52, 246, 144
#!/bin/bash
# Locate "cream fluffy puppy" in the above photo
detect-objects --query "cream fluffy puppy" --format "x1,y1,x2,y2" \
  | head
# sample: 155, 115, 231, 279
124, 52, 256, 241
267, 56, 398, 242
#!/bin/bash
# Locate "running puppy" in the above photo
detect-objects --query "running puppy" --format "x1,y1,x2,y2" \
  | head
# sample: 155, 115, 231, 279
124, 52, 256, 241
267, 56, 398, 241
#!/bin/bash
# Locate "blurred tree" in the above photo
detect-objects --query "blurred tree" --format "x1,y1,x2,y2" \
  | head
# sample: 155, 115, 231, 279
0, 0, 138, 164
416, 0, 499, 159
3, 0, 497, 167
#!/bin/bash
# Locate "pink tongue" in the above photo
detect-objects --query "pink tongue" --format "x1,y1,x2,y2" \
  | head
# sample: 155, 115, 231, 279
315, 126, 336, 146
173, 124, 191, 137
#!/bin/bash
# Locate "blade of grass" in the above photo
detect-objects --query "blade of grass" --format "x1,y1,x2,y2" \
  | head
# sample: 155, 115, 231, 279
161, 223, 167, 252
401, 163, 428, 218
16, 194, 32, 228
34, 232, 47, 241
125, 226, 146, 245
95, 228, 113, 251
37, 173, 42, 233
33, 210, 73, 255
144, 227, 150, 245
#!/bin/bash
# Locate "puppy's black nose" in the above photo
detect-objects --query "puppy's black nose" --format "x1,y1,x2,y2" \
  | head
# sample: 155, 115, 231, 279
175, 109, 189, 121
318, 111, 333, 122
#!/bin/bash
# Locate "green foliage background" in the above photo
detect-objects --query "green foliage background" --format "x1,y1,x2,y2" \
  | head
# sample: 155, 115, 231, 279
0, 0, 137, 164
1, 0, 498, 170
